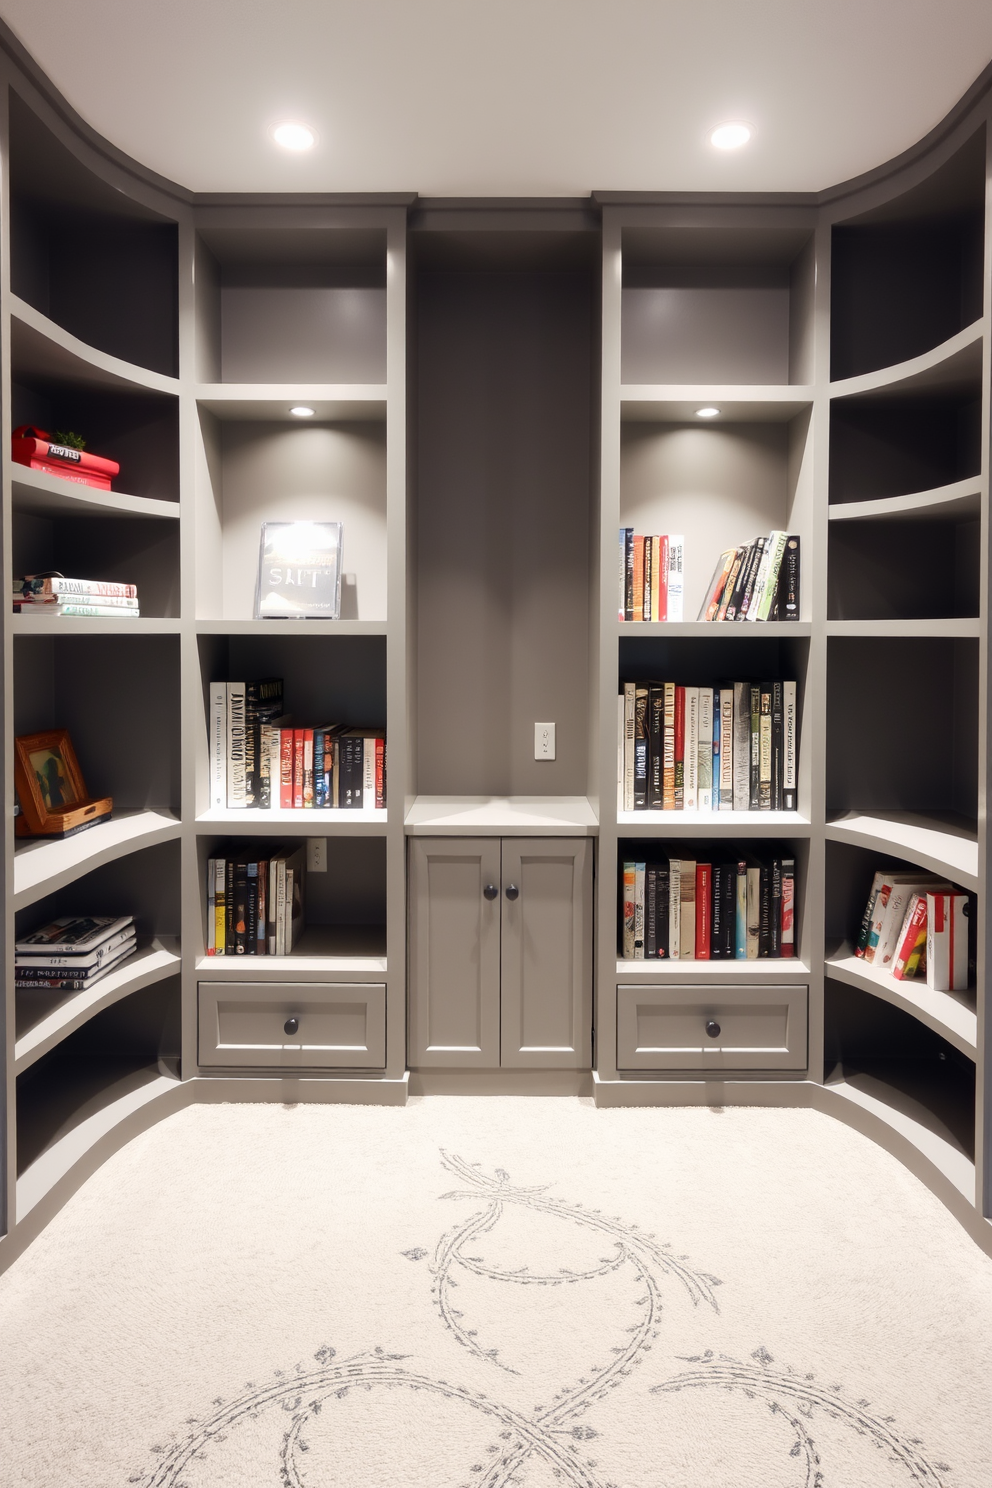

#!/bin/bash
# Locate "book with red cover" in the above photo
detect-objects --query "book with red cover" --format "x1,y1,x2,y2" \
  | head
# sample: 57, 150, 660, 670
631, 535, 645, 620
375, 736, 386, 809
694, 863, 712, 958
12, 427, 119, 489
293, 730, 305, 809
279, 730, 294, 809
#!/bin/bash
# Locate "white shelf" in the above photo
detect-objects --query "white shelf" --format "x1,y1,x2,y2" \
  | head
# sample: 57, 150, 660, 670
829, 320, 982, 401
823, 1069, 975, 1202
14, 937, 182, 1074
196, 808, 387, 835
405, 795, 599, 835
16, 1064, 181, 1221
10, 296, 179, 395
195, 619, 387, 636
824, 811, 978, 890
196, 925, 386, 978
10, 464, 181, 520
617, 621, 811, 637
825, 946, 976, 1057
13, 809, 181, 909
617, 809, 808, 837
825, 618, 980, 638
619, 386, 814, 422
828, 478, 982, 525
617, 957, 809, 979
11, 616, 180, 635
196, 384, 387, 420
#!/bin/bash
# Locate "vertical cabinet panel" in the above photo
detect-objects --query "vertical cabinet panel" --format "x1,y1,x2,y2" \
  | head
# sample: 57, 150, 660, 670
500, 839, 593, 1069
408, 838, 501, 1067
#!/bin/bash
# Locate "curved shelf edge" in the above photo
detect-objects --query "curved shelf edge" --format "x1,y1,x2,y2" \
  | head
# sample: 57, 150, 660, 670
10, 465, 181, 520
824, 813, 978, 891
829, 320, 983, 400
13, 809, 182, 910
825, 949, 977, 1057
14, 937, 182, 1074
9, 295, 180, 396
828, 478, 982, 524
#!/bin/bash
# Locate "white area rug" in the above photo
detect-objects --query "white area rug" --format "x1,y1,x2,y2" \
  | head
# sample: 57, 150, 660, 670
1, 1099, 991, 1488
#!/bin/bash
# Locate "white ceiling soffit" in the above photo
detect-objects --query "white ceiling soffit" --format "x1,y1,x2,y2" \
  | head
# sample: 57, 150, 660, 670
2, 0, 992, 197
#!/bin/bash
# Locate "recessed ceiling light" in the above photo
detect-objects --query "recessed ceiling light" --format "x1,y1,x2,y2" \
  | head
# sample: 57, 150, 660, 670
290, 405, 315, 417
273, 122, 317, 152
695, 407, 721, 418
710, 122, 752, 151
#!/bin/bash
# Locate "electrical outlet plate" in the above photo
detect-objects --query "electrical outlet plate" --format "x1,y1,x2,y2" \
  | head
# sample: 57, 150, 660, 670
307, 837, 327, 872
535, 722, 556, 760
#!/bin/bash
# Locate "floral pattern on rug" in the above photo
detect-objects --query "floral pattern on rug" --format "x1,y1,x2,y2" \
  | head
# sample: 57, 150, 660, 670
135, 1151, 950, 1488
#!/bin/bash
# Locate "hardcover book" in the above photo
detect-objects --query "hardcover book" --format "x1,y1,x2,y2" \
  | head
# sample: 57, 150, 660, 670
254, 521, 343, 620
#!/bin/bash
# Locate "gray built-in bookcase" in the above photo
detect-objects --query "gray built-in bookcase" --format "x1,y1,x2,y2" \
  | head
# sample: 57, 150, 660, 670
1, 25, 991, 1269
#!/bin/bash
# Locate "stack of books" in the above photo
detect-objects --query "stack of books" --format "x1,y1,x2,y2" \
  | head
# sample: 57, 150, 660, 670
618, 531, 684, 621
698, 532, 800, 622
13, 574, 140, 618
854, 872, 971, 992
619, 679, 797, 812
15, 916, 137, 990
12, 426, 120, 492
621, 853, 795, 960
206, 845, 305, 955
209, 678, 386, 811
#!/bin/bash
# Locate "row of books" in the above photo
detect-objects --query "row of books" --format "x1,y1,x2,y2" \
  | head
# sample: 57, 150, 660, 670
854, 871, 971, 992
13, 572, 140, 619
206, 846, 306, 955
618, 532, 684, 622
697, 532, 800, 623
619, 680, 797, 812
621, 853, 795, 960
209, 679, 386, 810
14, 915, 137, 991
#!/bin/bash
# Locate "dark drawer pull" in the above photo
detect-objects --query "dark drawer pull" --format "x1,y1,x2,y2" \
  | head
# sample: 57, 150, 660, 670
483, 884, 498, 900
505, 884, 519, 901
705, 1019, 721, 1039
284, 1017, 300, 1036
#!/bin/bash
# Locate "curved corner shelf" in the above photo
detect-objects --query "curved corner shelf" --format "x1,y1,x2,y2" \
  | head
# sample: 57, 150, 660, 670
829, 320, 982, 402
825, 619, 980, 638
819, 1069, 975, 1203
10, 296, 180, 397
10, 464, 181, 521
194, 619, 387, 637
14, 937, 182, 1074
828, 477, 982, 525
196, 807, 388, 835
619, 385, 813, 423
16, 1062, 184, 1222
617, 621, 811, 638
825, 946, 977, 1057
13, 809, 181, 910
824, 812, 978, 891
11, 616, 181, 635
617, 809, 809, 838
195, 384, 388, 421
617, 957, 810, 979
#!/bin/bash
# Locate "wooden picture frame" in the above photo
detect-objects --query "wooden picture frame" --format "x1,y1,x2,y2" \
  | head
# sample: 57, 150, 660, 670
14, 728, 112, 838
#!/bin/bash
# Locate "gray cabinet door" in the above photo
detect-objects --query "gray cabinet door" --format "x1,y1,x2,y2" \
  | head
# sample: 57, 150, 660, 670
500, 838, 593, 1069
408, 837, 501, 1067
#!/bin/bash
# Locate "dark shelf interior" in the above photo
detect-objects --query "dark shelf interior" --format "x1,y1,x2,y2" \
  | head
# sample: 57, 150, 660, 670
828, 514, 980, 620
829, 380, 981, 504
619, 634, 808, 689
197, 633, 387, 731
830, 131, 986, 381
16, 980, 181, 1175
826, 637, 977, 822
8, 95, 178, 377
12, 508, 180, 619
825, 979, 975, 1159
13, 633, 181, 814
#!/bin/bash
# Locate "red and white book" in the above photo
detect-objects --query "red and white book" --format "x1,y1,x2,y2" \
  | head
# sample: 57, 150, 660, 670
12, 427, 120, 489
694, 862, 712, 959
926, 892, 970, 992
891, 894, 928, 979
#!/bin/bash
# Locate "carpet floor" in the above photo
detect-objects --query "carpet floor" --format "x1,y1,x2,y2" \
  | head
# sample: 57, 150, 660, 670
0, 1098, 990, 1487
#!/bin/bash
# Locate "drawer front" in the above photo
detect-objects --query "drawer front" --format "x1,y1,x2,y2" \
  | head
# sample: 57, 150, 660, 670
617, 984, 808, 1071
198, 982, 386, 1069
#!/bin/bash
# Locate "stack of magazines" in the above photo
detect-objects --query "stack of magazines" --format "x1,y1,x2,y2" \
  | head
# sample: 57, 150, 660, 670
14, 916, 137, 991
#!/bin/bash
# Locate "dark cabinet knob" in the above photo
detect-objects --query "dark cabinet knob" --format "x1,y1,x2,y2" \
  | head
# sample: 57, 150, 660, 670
505, 884, 519, 901
483, 884, 498, 900
284, 1017, 300, 1036
705, 1020, 721, 1039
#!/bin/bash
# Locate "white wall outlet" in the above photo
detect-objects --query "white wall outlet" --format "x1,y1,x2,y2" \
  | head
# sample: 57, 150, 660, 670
307, 837, 327, 872
535, 722, 556, 760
